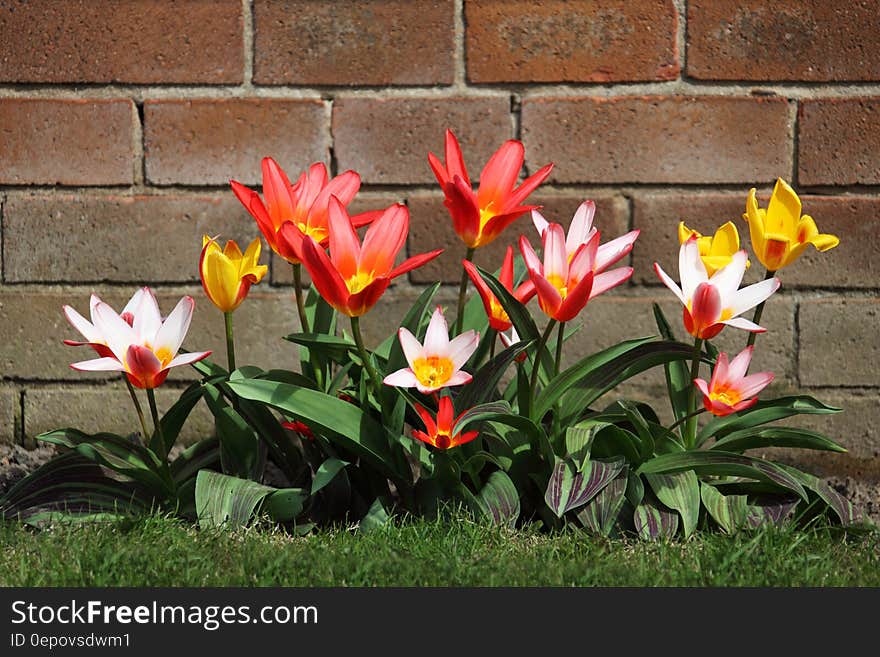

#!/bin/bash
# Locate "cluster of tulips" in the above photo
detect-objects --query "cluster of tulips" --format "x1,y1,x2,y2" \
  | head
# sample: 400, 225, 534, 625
22, 127, 853, 537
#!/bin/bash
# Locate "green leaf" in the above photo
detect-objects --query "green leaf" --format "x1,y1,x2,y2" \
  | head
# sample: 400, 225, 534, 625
633, 501, 679, 541
626, 471, 645, 507
637, 451, 808, 501
710, 427, 846, 453
652, 303, 691, 432
195, 469, 275, 529
474, 266, 540, 343
700, 482, 748, 534
696, 395, 841, 445
564, 421, 600, 469
263, 488, 308, 523
778, 465, 858, 525
152, 381, 204, 456
227, 379, 402, 481
202, 383, 261, 480
311, 458, 350, 495
577, 474, 627, 536
476, 471, 520, 527
284, 333, 356, 361
544, 457, 625, 518
455, 339, 533, 409
588, 423, 643, 465
745, 499, 799, 528
359, 498, 391, 533
170, 437, 221, 485
619, 400, 656, 461
644, 471, 700, 538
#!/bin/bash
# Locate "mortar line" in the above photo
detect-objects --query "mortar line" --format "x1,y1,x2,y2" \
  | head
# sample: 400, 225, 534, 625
676, 0, 688, 79
0, 193, 5, 284
242, 0, 255, 89
18, 389, 25, 447
133, 100, 146, 186
791, 99, 801, 186
453, 0, 467, 89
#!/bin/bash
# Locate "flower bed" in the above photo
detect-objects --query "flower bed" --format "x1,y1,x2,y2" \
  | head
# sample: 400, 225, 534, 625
0, 131, 864, 539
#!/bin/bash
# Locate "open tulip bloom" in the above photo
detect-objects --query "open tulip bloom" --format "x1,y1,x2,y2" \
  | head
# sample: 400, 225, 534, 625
67, 289, 210, 389
383, 307, 479, 394
655, 236, 780, 340
429, 129, 554, 250
694, 346, 774, 417
744, 178, 839, 272
301, 197, 443, 318
15, 141, 855, 540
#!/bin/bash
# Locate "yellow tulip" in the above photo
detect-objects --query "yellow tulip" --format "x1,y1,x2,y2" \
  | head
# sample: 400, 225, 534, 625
743, 178, 839, 271
199, 235, 268, 313
677, 220, 747, 277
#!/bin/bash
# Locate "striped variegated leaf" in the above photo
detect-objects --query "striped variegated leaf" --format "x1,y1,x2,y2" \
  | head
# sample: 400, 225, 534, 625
477, 471, 520, 527
577, 474, 627, 536
700, 482, 748, 534
633, 501, 679, 541
779, 466, 859, 526
545, 457, 625, 518
745, 499, 799, 528
644, 471, 700, 538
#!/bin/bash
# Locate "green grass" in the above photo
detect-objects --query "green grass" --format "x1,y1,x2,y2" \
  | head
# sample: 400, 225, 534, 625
1, 514, 877, 586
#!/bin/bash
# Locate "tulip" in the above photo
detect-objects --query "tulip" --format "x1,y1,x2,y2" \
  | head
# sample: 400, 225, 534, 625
694, 346, 774, 417
69, 289, 211, 390
300, 197, 442, 318
677, 220, 747, 277
499, 326, 528, 363
744, 178, 839, 272
654, 236, 780, 341
199, 235, 268, 314
429, 129, 554, 250
230, 158, 375, 264
462, 246, 535, 332
383, 307, 479, 394
532, 201, 640, 271
411, 396, 479, 450
63, 289, 149, 359
282, 420, 315, 441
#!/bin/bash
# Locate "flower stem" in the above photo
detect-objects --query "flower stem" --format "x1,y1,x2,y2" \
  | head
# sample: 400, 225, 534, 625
455, 247, 477, 334
350, 316, 382, 393
554, 321, 565, 376
124, 376, 150, 442
223, 311, 236, 372
146, 388, 165, 456
685, 337, 704, 449
528, 319, 557, 417
669, 407, 706, 432
292, 263, 311, 334
746, 268, 776, 348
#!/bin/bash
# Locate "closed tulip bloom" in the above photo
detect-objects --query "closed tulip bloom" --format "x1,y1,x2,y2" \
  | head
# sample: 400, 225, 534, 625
462, 246, 535, 332
532, 201, 640, 271
199, 235, 268, 313
300, 197, 443, 317
230, 158, 377, 264
383, 306, 479, 394
743, 178, 839, 271
677, 220, 748, 277
499, 326, 528, 362
655, 236, 781, 340
412, 396, 479, 450
429, 129, 553, 249
694, 346, 774, 416
69, 288, 210, 389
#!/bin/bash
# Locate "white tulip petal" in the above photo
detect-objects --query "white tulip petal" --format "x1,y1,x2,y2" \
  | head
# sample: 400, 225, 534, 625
154, 296, 195, 357
397, 328, 423, 368
653, 262, 686, 306
382, 368, 419, 388
423, 307, 450, 355
728, 277, 781, 317
448, 330, 480, 370
70, 356, 126, 372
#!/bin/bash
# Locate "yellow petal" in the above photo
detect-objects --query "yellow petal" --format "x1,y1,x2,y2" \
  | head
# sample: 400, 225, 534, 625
708, 221, 740, 257
678, 221, 699, 245
765, 178, 801, 238
223, 239, 244, 261
744, 189, 769, 269
810, 233, 840, 252
761, 232, 791, 271
203, 250, 239, 312
701, 254, 732, 277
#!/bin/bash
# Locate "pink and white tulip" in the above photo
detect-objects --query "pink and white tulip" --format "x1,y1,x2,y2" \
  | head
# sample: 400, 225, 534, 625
519, 219, 634, 322
383, 307, 479, 394
694, 346, 774, 416
531, 201, 640, 272
66, 288, 211, 389
654, 236, 781, 340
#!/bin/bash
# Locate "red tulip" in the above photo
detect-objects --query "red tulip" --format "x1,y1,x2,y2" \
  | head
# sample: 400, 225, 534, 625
412, 396, 479, 450
300, 197, 443, 317
462, 246, 535, 331
429, 129, 553, 249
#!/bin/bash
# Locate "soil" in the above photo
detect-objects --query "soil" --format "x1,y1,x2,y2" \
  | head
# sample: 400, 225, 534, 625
2, 444, 879, 526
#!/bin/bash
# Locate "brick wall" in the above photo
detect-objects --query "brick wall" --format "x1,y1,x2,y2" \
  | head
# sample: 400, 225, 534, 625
0, 1, 877, 482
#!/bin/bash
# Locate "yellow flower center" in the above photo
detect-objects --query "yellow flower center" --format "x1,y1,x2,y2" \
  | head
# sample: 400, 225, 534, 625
489, 299, 510, 323
709, 388, 741, 407
479, 202, 496, 229
412, 356, 454, 389
719, 308, 733, 321
346, 270, 373, 294
155, 347, 174, 367
299, 222, 328, 244
546, 273, 568, 298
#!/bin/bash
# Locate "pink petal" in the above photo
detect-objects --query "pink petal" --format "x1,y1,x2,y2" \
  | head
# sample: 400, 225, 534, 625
542, 223, 569, 282
693, 377, 711, 398
566, 201, 596, 255
445, 370, 473, 387
726, 346, 754, 382
589, 267, 632, 300
734, 371, 774, 399
531, 210, 550, 239
519, 235, 543, 275
447, 330, 480, 370
397, 328, 423, 368
359, 203, 408, 277
423, 307, 450, 355
594, 230, 639, 273
70, 356, 125, 372
327, 196, 362, 279
710, 351, 730, 390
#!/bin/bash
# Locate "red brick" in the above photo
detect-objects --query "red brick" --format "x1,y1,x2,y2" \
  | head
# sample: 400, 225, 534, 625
521, 96, 792, 184
408, 191, 629, 284
331, 97, 512, 184
0, 0, 242, 84
632, 192, 875, 288
0, 99, 134, 185
254, 0, 454, 86
799, 298, 880, 387
2, 194, 260, 283
466, 0, 679, 83
144, 99, 329, 186
798, 98, 880, 186
688, 1, 880, 81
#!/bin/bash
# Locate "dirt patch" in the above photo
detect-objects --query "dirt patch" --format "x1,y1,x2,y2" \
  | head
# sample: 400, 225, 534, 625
0, 443, 57, 496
